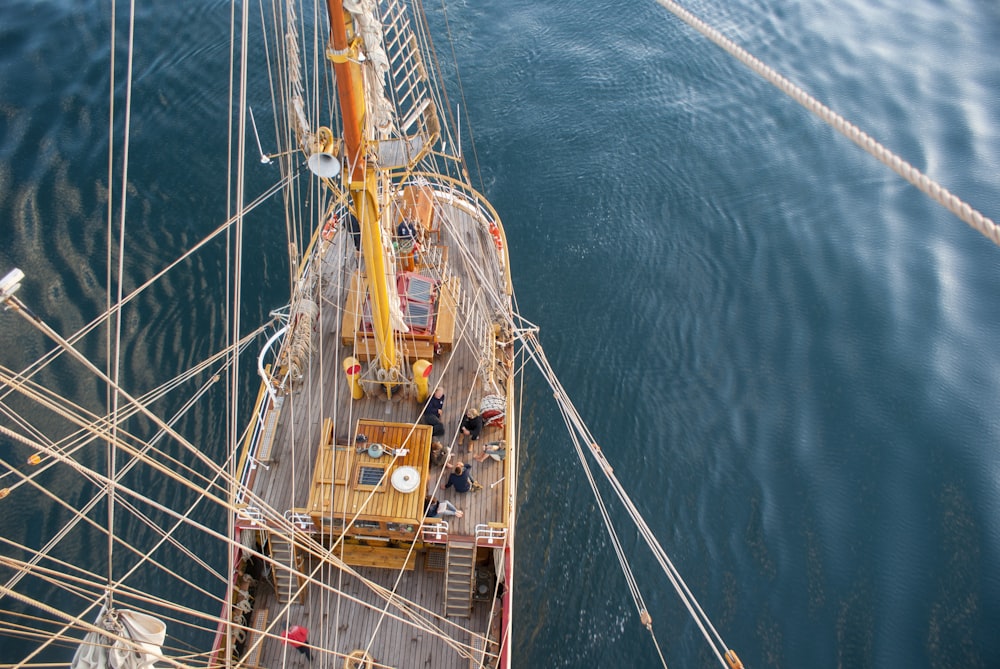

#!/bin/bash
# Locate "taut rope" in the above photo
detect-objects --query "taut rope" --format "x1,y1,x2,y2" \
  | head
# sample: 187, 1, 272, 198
654, 0, 1000, 247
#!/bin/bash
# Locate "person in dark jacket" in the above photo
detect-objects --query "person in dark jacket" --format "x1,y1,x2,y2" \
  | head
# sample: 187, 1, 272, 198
396, 218, 420, 270
458, 408, 483, 452
441, 462, 480, 493
420, 387, 445, 437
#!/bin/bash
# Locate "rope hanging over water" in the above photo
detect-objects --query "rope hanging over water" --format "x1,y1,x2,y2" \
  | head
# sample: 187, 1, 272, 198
654, 0, 1000, 247
517, 327, 738, 668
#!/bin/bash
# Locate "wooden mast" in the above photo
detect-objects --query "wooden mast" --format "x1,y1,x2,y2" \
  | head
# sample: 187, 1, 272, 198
325, 0, 398, 376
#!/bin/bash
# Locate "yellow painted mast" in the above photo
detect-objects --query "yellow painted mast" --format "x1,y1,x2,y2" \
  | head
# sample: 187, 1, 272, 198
325, 0, 397, 374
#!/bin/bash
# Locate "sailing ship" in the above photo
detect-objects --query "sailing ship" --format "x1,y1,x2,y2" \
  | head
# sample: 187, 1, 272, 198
0, 0, 602, 664
3, 1, 525, 667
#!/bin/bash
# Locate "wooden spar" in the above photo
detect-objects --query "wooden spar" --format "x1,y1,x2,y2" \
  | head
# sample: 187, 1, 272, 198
325, 0, 397, 374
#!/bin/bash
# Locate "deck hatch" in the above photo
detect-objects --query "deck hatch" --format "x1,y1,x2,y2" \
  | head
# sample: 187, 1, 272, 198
357, 465, 386, 488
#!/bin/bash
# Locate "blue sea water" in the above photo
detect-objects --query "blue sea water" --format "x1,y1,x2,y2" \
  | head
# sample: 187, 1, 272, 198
2, 0, 1000, 667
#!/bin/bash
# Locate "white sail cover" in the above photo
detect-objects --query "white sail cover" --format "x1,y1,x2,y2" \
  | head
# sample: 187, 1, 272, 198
72, 609, 167, 669
343, 0, 394, 133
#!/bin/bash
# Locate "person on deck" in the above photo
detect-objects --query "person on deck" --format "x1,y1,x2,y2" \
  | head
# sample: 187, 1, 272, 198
441, 462, 480, 493
396, 218, 420, 271
420, 387, 445, 437
280, 625, 311, 661
473, 440, 506, 463
344, 210, 361, 251
458, 408, 483, 452
425, 495, 464, 518
429, 441, 450, 468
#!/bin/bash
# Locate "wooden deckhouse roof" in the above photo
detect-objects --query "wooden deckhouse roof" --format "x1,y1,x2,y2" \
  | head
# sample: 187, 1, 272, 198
307, 418, 433, 529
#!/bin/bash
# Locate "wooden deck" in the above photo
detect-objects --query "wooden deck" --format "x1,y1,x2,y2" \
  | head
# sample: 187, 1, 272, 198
248, 560, 493, 669
235, 188, 512, 669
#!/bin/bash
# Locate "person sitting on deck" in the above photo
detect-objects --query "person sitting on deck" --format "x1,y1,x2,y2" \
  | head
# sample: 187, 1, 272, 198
473, 440, 506, 463
429, 441, 451, 468
441, 462, 481, 493
420, 387, 445, 437
458, 408, 483, 453
425, 495, 464, 518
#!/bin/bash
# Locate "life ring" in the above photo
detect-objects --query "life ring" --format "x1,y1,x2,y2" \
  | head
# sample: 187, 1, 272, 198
488, 221, 503, 251
344, 649, 374, 669
322, 215, 337, 241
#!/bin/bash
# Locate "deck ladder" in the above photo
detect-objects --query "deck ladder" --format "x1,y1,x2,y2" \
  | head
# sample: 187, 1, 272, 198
269, 531, 306, 605
444, 538, 476, 618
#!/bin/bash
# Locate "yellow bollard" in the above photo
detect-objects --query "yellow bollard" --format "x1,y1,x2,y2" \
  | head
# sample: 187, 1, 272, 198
343, 356, 364, 399
412, 359, 432, 402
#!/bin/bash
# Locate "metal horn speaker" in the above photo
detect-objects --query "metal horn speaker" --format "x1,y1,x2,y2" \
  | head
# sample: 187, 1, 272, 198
307, 151, 341, 178
307, 126, 341, 178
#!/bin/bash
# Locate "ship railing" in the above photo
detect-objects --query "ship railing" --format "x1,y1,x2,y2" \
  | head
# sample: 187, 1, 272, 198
236, 378, 285, 506
475, 523, 507, 548
420, 520, 449, 544
237, 505, 264, 528
284, 510, 317, 533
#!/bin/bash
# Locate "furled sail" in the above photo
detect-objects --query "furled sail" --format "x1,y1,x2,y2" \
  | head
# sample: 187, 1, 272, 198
71, 609, 166, 669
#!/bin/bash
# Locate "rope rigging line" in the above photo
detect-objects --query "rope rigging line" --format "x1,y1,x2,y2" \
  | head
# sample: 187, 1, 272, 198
0, 584, 195, 669
0, 325, 263, 497
224, 4, 254, 664
0, 552, 228, 650
0, 383, 271, 565
0, 462, 217, 610
551, 391, 670, 669
0, 348, 260, 632
104, 0, 144, 616
0, 364, 229, 507
0, 172, 292, 418
2, 296, 279, 512
654, 0, 1000, 247
516, 327, 739, 668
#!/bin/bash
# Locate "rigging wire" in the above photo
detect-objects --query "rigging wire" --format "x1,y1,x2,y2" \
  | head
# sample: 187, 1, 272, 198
0, 172, 292, 418
105, 0, 140, 617
654, 0, 1000, 247
518, 328, 741, 668
227, 0, 253, 662
0, 359, 231, 606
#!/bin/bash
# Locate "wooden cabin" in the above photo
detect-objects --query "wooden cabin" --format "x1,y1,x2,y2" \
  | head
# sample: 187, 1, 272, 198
306, 418, 434, 569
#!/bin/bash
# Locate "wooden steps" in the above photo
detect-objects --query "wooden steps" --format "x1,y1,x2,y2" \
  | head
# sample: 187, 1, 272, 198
269, 532, 305, 605
444, 539, 475, 618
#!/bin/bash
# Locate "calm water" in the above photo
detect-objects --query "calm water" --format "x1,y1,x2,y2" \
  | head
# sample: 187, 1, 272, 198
2, 1, 1000, 667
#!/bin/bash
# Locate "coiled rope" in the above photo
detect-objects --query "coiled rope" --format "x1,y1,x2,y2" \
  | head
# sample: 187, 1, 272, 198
654, 0, 1000, 247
